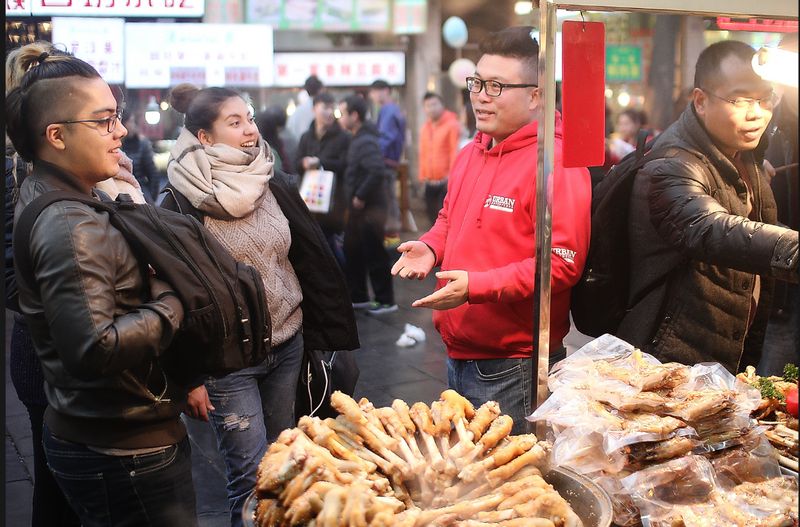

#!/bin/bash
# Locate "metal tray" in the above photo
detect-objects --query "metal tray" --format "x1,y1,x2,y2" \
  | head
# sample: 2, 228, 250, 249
243, 466, 613, 527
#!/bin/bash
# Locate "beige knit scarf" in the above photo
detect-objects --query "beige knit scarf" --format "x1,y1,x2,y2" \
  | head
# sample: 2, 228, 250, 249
167, 128, 274, 219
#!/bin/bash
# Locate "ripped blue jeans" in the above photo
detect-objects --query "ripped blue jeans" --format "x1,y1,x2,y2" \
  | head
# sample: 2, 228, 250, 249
205, 332, 303, 527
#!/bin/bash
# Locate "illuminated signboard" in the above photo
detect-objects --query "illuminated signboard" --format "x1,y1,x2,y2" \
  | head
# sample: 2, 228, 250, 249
51, 17, 125, 84
13, 0, 206, 17
715, 17, 799, 32
273, 51, 405, 87
247, 0, 390, 31
125, 23, 274, 88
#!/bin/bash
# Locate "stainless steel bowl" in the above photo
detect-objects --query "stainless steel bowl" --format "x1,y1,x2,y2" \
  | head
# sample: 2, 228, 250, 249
544, 466, 614, 527
243, 466, 614, 527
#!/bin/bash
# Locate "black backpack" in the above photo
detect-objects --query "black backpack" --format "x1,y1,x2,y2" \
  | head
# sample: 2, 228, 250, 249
13, 190, 271, 384
571, 131, 670, 337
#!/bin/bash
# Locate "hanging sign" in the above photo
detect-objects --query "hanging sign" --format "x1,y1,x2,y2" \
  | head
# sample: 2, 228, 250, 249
561, 20, 606, 168
51, 17, 125, 84
125, 23, 274, 88
606, 45, 642, 82
29, 0, 203, 17
273, 51, 405, 87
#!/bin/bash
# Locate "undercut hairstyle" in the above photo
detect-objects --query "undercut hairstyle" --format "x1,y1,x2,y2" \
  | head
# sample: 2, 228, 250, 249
313, 92, 335, 106
478, 26, 539, 84
304, 75, 323, 97
694, 40, 756, 91
342, 94, 368, 123
423, 91, 443, 103
169, 83, 244, 137
5, 42, 101, 161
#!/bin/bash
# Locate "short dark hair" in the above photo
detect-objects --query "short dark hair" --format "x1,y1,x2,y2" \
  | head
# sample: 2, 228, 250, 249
304, 75, 323, 96
479, 26, 539, 83
694, 40, 756, 91
423, 91, 443, 103
370, 79, 390, 90
342, 94, 368, 123
5, 43, 101, 161
313, 92, 335, 106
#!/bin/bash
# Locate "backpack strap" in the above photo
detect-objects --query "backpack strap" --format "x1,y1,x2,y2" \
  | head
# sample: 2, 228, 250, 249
13, 191, 114, 290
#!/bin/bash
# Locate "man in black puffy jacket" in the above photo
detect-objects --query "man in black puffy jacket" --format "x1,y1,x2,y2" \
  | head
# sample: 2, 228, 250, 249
619, 40, 799, 373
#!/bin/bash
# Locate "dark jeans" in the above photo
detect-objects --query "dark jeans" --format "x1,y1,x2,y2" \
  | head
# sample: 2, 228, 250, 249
43, 426, 197, 527
446, 347, 566, 436
424, 180, 448, 225
25, 404, 82, 527
344, 205, 394, 305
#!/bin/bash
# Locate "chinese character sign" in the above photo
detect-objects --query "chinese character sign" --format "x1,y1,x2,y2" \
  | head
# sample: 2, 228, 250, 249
606, 45, 642, 82
6, 0, 31, 16
30, 0, 203, 17
52, 17, 125, 84
125, 23, 274, 88
272, 52, 405, 87
247, 0, 389, 31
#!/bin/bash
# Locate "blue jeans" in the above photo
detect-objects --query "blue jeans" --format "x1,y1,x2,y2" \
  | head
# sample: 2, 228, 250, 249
447, 348, 566, 436
42, 425, 197, 527
205, 332, 303, 527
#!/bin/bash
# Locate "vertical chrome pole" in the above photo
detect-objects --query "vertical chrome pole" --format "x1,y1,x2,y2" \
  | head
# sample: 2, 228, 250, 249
534, 0, 557, 415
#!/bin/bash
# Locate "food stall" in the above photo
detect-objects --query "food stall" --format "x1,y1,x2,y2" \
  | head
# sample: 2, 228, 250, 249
242, 0, 797, 524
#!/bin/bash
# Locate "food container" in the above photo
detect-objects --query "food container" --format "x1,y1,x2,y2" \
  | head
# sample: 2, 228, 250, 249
242, 465, 613, 527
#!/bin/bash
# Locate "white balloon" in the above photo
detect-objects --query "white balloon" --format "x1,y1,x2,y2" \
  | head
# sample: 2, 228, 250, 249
448, 58, 476, 88
442, 16, 468, 49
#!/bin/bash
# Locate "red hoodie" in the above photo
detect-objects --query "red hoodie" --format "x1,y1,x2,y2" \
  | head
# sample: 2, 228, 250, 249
420, 117, 591, 360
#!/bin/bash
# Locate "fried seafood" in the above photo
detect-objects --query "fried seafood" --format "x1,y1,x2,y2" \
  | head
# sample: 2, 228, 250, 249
251, 391, 580, 527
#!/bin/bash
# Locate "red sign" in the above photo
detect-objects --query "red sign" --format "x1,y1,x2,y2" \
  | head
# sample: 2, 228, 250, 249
715, 17, 799, 33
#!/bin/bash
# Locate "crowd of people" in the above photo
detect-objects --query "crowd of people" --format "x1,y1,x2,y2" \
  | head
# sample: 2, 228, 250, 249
4, 24, 798, 527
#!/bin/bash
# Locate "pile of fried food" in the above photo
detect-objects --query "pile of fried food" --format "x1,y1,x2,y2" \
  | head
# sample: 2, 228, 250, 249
252, 390, 582, 527
531, 335, 797, 527
736, 365, 799, 473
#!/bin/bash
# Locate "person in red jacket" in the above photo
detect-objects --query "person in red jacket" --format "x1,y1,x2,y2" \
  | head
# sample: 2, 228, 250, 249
391, 26, 591, 434
419, 91, 461, 224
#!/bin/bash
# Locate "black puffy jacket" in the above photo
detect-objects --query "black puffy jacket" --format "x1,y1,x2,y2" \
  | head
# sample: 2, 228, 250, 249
618, 104, 799, 373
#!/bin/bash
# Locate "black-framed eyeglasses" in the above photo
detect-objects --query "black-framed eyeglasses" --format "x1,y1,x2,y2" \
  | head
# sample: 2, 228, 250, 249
466, 76, 538, 97
700, 88, 779, 111
46, 110, 123, 135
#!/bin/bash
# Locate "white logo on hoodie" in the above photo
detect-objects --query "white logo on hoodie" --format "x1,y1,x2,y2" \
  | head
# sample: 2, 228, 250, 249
483, 194, 515, 213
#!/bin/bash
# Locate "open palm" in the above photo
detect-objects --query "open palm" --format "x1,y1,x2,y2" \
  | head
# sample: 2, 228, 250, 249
391, 241, 436, 280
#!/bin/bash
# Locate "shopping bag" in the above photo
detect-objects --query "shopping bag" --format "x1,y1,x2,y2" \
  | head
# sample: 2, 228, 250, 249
299, 169, 335, 213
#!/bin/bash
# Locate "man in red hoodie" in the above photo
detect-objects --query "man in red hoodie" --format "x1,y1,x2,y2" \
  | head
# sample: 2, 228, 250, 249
419, 91, 461, 224
391, 26, 591, 434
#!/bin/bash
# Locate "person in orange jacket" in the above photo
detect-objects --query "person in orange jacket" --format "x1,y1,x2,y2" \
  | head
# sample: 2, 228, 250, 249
419, 92, 461, 224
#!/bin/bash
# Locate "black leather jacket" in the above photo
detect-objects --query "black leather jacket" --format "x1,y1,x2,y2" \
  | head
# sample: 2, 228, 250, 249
15, 161, 187, 449
619, 104, 799, 373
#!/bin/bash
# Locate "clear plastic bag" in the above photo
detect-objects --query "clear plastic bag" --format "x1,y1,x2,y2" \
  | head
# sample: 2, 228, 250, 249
704, 430, 782, 487
551, 427, 628, 474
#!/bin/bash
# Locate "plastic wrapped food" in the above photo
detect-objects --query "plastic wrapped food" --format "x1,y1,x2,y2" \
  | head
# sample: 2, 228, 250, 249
622, 456, 798, 527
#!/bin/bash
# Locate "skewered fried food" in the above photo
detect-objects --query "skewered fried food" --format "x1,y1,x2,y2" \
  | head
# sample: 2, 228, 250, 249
252, 392, 582, 527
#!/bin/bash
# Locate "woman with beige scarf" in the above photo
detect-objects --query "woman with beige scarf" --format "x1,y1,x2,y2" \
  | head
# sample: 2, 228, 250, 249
161, 83, 358, 527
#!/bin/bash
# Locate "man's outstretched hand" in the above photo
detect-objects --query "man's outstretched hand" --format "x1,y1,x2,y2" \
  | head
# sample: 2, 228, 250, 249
411, 270, 469, 310
391, 241, 436, 280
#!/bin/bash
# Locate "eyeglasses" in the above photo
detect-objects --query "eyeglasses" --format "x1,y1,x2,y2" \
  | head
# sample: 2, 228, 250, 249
47, 111, 123, 135
466, 76, 538, 97
701, 89, 779, 111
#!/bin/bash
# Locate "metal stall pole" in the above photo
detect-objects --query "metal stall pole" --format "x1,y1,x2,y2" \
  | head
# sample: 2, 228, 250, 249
533, 0, 558, 416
